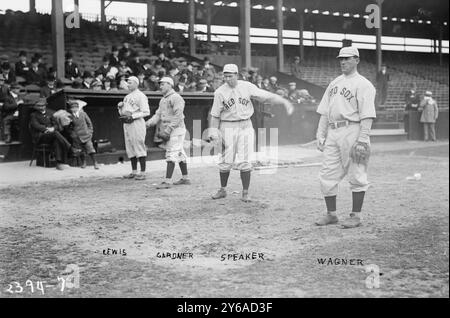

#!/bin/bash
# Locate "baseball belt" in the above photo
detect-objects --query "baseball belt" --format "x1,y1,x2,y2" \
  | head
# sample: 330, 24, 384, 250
328, 120, 360, 129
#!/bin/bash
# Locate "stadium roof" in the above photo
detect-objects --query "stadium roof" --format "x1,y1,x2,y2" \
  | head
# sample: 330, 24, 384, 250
109, 0, 449, 23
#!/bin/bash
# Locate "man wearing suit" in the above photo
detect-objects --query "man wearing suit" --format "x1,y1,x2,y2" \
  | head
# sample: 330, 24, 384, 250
29, 98, 75, 170
15, 51, 31, 78
1, 62, 16, 85
65, 52, 81, 80
109, 46, 120, 67
94, 56, 112, 78
27, 58, 46, 86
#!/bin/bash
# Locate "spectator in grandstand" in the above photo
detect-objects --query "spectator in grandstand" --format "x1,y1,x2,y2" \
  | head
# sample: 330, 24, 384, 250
175, 77, 187, 93
29, 98, 75, 170
418, 90, 439, 142
136, 72, 150, 90
40, 77, 58, 98
15, 51, 30, 78
81, 71, 94, 89
128, 53, 143, 76
154, 40, 167, 56
64, 52, 81, 81
290, 56, 302, 79
376, 64, 390, 106
26, 58, 46, 86
254, 75, 264, 89
118, 59, 133, 78
141, 60, 154, 78
0, 84, 19, 143
109, 46, 120, 67
151, 60, 166, 78
104, 76, 118, 91
157, 52, 172, 71
95, 56, 112, 79
203, 57, 216, 81
268, 76, 280, 93
119, 41, 134, 61
118, 74, 129, 90
1, 62, 16, 85
166, 41, 179, 59
147, 73, 160, 91
195, 79, 214, 93
403, 83, 420, 133
262, 77, 270, 91
33, 53, 48, 75
91, 75, 104, 91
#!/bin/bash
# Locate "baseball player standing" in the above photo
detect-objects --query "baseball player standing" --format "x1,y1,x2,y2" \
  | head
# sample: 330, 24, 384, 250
208, 64, 294, 202
118, 76, 150, 180
315, 46, 376, 228
146, 77, 190, 189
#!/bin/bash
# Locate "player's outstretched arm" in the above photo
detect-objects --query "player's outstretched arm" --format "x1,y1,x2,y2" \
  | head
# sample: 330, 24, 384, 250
263, 92, 294, 116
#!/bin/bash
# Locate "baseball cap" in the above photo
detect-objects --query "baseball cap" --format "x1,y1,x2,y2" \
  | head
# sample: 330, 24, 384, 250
223, 64, 238, 73
159, 76, 174, 86
337, 46, 359, 58
288, 82, 296, 86
34, 98, 47, 107
425, 90, 433, 96
127, 76, 139, 85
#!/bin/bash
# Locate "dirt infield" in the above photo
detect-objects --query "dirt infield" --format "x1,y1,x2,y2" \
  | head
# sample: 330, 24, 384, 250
1, 144, 448, 298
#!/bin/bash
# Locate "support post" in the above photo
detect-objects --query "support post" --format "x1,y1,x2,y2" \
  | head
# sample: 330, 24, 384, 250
51, 0, 65, 79
240, 0, 251, 69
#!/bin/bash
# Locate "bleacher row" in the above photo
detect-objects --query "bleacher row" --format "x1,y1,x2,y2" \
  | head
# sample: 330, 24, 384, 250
286, 46, 449, 111
0, 11, 187, 75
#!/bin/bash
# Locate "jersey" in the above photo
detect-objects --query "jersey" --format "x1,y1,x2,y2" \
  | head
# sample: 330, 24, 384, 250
120, 89, 150, 119
316, 72, 376, 123
210, 80, 273, 121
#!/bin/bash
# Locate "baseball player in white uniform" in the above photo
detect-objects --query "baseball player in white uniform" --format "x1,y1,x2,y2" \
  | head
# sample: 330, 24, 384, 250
146, 77, 189, 189
117, 76, 150, 180
208, 64, 294, 202
315, 46, 376, 228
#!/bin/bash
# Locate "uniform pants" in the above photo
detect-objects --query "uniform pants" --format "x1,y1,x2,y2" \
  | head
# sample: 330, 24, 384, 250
219, 119, 254, 172
423, 123, 436, 141
123, 118, 147, 158
319, 123, 370, 196
164, 131, 187, 163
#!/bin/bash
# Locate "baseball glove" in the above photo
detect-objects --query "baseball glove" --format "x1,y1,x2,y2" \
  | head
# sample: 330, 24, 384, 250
350, 141, 370, 165
157, 131, 171, 142
120, 115, 134, 124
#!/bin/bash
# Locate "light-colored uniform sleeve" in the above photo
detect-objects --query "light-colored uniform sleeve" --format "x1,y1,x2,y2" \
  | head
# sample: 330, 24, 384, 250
165, 94, 185, 134
210, 90, 224, 118
247, 82, 273, 102
356, 82, 376, 120
316, 83, 331, 116
131, 93, 151, 119
146, 107, 161, 127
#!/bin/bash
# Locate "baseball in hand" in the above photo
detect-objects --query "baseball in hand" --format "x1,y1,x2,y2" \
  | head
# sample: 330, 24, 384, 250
117, 102, 124, 108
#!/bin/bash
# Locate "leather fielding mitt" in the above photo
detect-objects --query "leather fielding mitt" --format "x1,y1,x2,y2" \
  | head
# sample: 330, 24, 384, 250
157, 131, 171, 142
350, 141, 371, 165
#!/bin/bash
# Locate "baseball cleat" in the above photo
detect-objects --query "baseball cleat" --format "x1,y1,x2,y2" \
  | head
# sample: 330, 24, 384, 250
134, 174, 146, 181
315, 214, 339, 226
212, 188, 227, 199
340, 213, 361, 229
173, 178, 191, 185
156, 181, 172, 189
94, 162, 99, 170
123, 173, 136, 179
241, 192, 251, 203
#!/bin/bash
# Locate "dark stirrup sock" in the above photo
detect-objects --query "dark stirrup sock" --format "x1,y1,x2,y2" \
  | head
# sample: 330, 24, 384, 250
220, 171, 230, 188
179, 161, 188, 176
138, 156, 146, 172
130, 157, 138, 171
324, 195, 337, 213
240, 170, 251, 191
352, 191, 366, 213
166, 161, 175, 179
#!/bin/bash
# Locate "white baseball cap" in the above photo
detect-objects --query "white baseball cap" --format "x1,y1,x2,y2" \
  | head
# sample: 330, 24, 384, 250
223, 64, 239, 73
337, 46, 360, 58
425, 90, 433, 96
159, 76, 174, 86
127, 76, 139, 85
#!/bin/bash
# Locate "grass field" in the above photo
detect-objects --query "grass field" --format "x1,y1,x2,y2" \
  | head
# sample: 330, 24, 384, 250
1, 144, 448, 298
